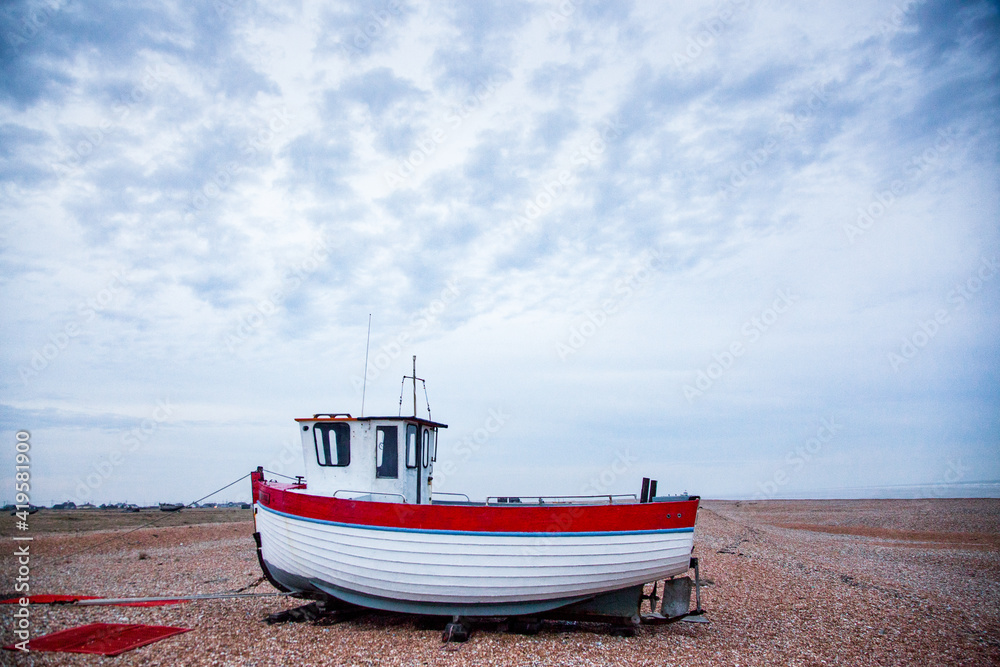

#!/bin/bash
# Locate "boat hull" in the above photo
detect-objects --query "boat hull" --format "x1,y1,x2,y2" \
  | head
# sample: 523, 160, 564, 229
252, 474, 699, 617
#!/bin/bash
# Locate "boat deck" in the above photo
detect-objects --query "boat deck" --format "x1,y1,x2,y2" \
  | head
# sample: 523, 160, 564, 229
272, 484, 692, 507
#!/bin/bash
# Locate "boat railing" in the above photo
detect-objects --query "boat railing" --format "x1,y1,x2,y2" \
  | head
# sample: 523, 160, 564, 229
485, 494, 638, 505
332, 490, 408, 503
431, 492, 471, 502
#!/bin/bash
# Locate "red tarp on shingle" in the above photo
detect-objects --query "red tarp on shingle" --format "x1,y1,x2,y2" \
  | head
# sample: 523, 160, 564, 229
3, 623, 191, 656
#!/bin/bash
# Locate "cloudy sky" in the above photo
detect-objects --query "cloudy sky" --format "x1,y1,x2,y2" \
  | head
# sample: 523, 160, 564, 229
1, 0, 998, 506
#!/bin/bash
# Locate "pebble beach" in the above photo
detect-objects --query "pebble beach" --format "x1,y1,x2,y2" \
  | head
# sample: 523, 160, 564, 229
2, 499, 997, 666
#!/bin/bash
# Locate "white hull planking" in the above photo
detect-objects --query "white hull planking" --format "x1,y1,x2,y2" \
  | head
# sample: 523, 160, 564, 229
256, 504, 694, 604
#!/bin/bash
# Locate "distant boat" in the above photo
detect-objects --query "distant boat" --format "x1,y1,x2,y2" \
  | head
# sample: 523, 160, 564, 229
9, 506, 40, 515
159, 503, 184, 512
252, 360, 700, 623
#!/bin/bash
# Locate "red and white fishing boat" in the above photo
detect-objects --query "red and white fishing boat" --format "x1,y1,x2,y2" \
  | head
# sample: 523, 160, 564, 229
251, 365, 700, 624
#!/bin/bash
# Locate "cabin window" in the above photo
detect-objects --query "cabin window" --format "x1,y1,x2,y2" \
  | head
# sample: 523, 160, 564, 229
422, 429, 431, 468
376, 426, 398, 478
405, 424, 417, 469
429, 429, 437, 462
314, 423, 350, 467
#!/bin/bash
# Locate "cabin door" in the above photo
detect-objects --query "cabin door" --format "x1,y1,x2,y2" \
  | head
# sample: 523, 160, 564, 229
405, 424, 434, 504
405, 423, 420, 503
420, 427, 432, 502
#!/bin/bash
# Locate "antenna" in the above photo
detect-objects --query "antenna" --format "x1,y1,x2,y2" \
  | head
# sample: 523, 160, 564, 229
399, 355, 429, 419
360, 314, 372, 417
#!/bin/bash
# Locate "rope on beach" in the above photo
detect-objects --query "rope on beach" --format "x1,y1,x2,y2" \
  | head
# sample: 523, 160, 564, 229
230, 575, 267, 594
60, 472, 253, 561
74, 591, 293, 606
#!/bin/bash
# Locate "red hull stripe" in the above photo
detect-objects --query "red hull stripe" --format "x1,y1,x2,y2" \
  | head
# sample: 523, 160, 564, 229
254, 479, 699, 534
258, 503, 694, 536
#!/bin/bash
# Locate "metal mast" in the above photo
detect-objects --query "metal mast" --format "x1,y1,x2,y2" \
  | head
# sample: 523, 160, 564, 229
398, 355, 430, 419
361, 314, 372, 417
